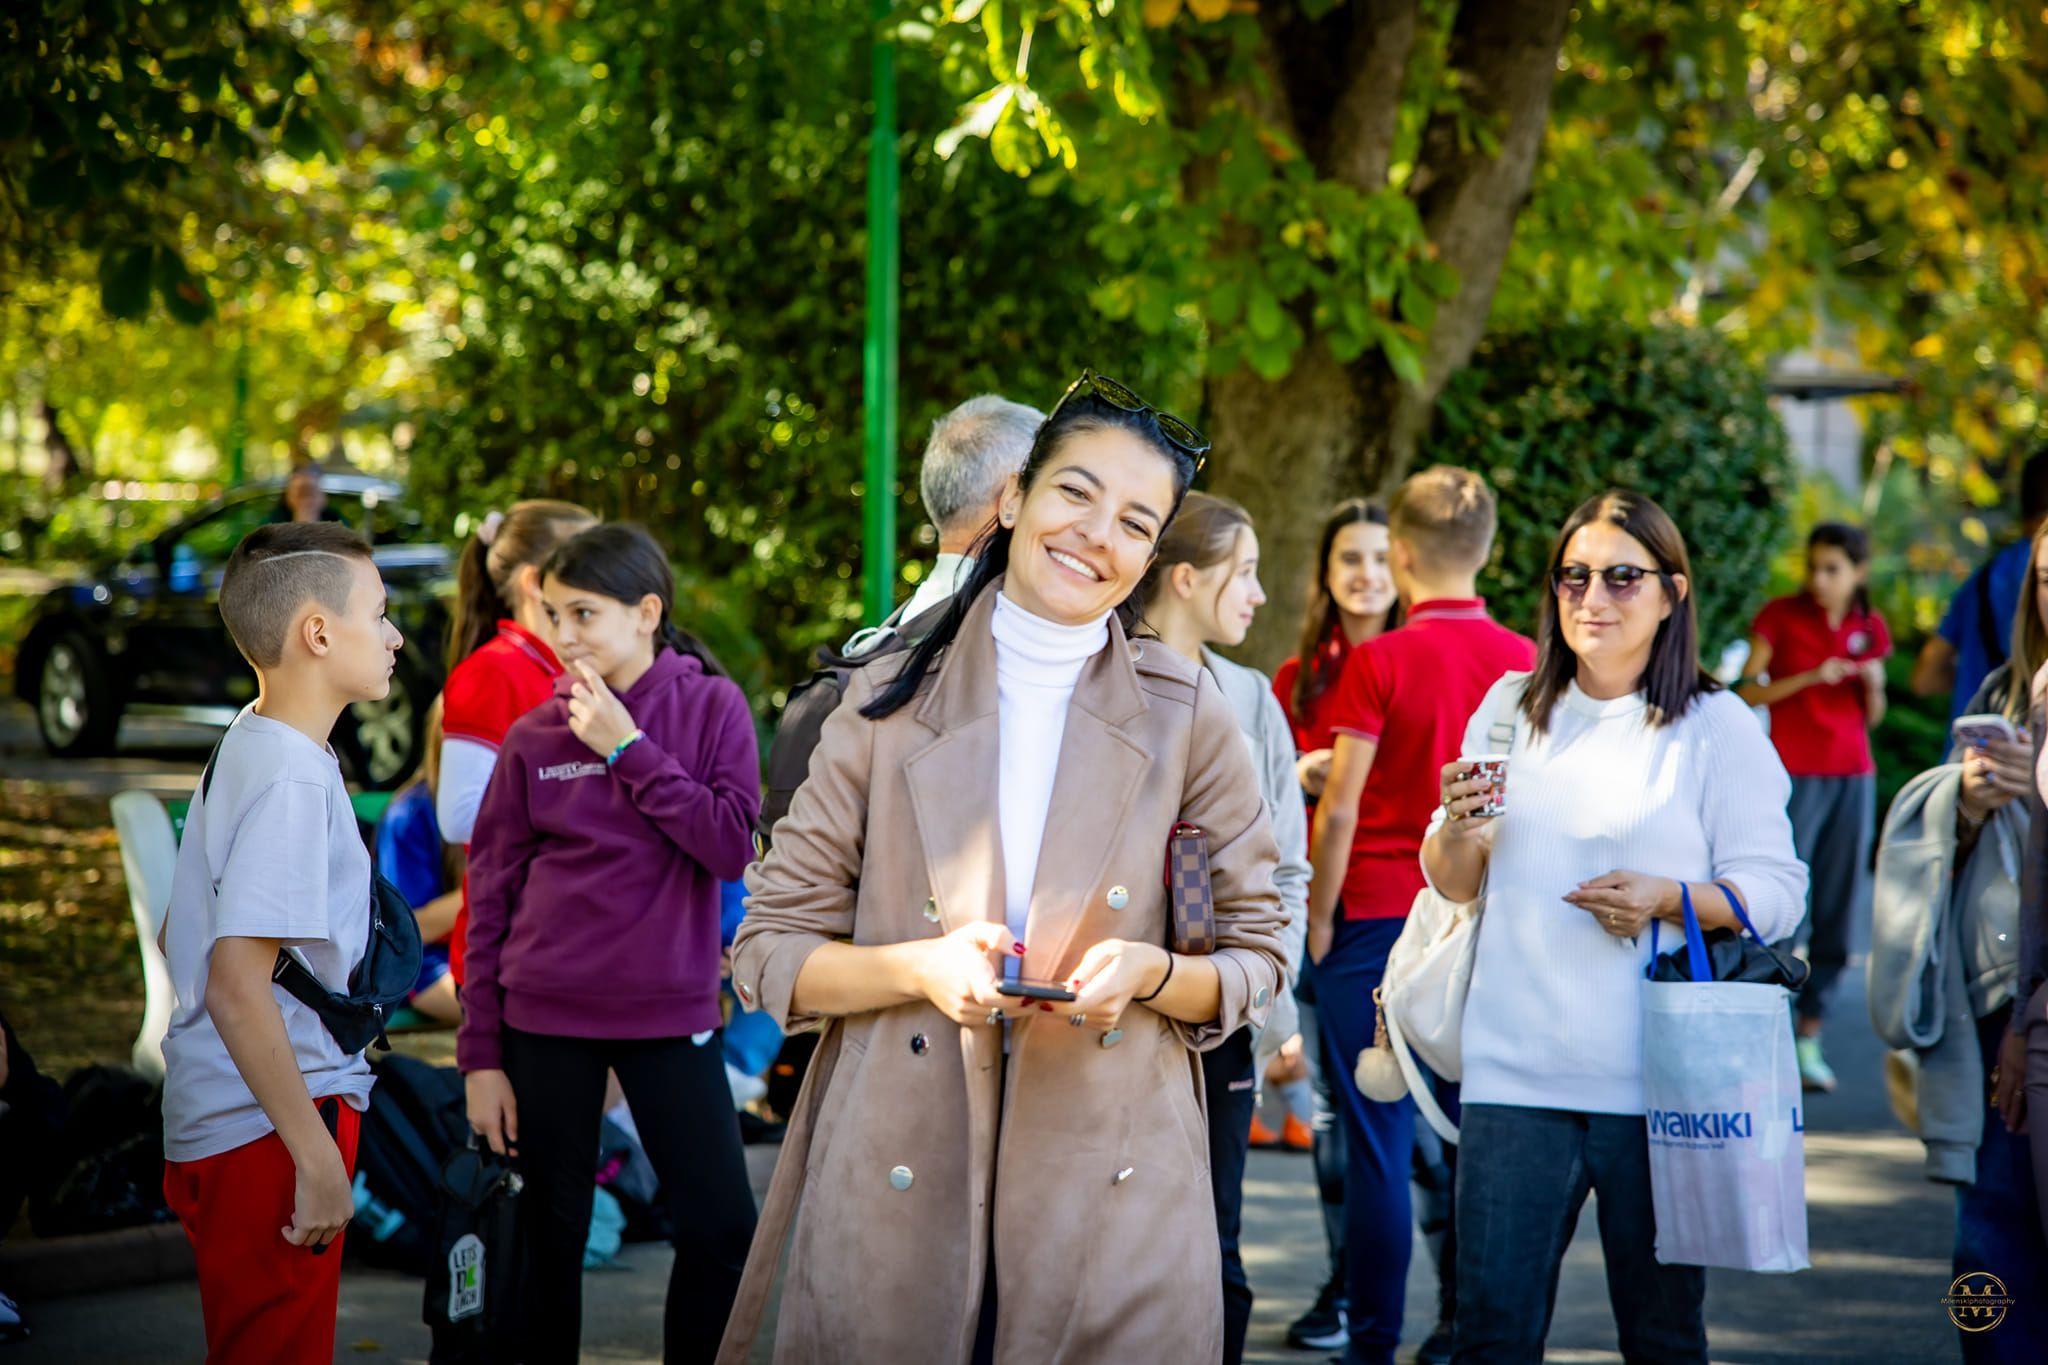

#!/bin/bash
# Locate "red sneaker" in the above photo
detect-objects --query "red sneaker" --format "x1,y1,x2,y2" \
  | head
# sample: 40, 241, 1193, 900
1247, 1114, 1281, 1148
1280, 1113, 1314, 1152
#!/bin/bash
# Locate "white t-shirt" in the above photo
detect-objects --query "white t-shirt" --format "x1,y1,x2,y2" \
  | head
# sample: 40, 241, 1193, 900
1431, 677, 1807, 1117
161, 706, 375, 1162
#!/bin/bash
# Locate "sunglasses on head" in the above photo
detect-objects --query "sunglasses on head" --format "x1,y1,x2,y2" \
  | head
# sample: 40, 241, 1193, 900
1552, 562, 1668, 602
1049, 368, 1211, 474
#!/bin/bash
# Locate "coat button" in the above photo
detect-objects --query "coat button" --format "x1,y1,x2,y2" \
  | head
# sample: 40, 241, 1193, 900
1252, 986, 1271, 1009
1099, 1028, 1123, 1049
734, 981, 753, 1006
922, 898, 941, 923
1106, 885, 1130, 910
889, 1166, 914, 1191
1113, 1166, 1135, 1185
910, 1033, 929, 1055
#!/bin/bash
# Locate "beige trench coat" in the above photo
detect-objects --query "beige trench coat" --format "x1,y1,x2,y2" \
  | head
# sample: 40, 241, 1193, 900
719, 585, 1286, 1364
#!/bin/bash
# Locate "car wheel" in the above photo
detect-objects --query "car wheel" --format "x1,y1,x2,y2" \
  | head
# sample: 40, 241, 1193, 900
34, 632, 122, 757
337, 656, 425, 791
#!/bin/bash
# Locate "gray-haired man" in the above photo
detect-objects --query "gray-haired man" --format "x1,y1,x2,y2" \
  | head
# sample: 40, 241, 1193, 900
844, 393, 1042, 655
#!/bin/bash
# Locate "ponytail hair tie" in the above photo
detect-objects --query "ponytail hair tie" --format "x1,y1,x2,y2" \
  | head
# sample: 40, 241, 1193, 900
477, 510, 506, 547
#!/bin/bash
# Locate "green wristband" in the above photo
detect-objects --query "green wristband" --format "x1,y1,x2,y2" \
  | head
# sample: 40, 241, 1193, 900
607, 729, 646, 765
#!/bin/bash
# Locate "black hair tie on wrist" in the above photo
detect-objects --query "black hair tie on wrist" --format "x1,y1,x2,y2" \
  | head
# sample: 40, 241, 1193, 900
1134, 950, 1176, 1004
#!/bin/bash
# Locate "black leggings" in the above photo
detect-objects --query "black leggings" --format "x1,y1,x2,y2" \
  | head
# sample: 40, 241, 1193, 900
501, 1027, 758, 1364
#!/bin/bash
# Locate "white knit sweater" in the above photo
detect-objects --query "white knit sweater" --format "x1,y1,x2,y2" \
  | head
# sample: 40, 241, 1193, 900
1433, 674, 1809, 1116
992, 592, 1110, 971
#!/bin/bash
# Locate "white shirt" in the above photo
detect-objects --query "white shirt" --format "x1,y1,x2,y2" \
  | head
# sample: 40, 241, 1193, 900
161, 707, 376, 1161
842, 552, 975, 657
1434, 677, 1808, 1116
992, 592, 1109, 973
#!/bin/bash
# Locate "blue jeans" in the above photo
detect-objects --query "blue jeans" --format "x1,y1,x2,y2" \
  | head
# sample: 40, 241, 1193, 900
1454, 1103, 1706, 1364
1956, 1006, 2048, 1362
1315, 916, 1414, 1364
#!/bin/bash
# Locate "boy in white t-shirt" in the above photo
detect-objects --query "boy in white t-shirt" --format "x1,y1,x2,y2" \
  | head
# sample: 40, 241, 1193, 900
159, 521, 402, 1364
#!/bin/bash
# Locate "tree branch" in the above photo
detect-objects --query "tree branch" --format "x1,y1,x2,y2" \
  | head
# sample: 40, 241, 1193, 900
1322, 0, 1420, 189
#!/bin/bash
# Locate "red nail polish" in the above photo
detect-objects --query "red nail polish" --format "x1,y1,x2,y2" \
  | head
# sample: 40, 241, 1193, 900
1013, 943, 1027, 956
1039, 1003, 1054, 1012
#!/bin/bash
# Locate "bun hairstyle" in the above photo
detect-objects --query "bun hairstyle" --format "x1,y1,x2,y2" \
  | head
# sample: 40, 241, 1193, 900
861, 388, 1204, 721
540, 523, 727, 680
447, 499, 597, 671
1290, 499, 1390, 723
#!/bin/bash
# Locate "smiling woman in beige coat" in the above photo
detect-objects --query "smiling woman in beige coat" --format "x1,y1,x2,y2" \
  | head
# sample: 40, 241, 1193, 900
719, 372, 1287, 1365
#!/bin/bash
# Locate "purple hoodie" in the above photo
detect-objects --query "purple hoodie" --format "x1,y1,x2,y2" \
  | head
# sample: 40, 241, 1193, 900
456, 647, 760, 1071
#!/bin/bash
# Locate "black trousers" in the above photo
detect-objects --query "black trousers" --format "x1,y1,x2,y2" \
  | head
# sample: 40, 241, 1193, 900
1203, 1027, 1260, 1365
501, 1027, 758, 1364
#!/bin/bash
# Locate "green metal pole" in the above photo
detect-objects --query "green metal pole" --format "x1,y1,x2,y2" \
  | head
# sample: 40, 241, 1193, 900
861, 0, 900, 627
228, 313, 248, 486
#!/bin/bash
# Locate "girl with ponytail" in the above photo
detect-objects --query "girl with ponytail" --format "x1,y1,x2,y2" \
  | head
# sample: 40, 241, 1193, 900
438, 500, 596, 983
724, 372, 1287, 1363
458, 522, 761, 1361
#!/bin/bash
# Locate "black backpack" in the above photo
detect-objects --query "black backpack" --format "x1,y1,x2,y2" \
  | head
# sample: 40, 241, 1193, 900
350, 1054, 471, 1274
199, 727, 424, 1055
424, 1139, 525, 1363
29, 1066, 172, 1237
757, 599, 947, 850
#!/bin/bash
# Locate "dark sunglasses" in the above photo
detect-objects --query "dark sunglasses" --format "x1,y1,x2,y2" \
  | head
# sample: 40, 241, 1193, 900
1552, 563, 1669, 602
1049, 368, 1211, 473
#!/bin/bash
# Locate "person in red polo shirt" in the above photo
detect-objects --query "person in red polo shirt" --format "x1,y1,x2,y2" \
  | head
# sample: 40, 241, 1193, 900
1739, 521, 1890, 1093
1307, 467, 1535, 1365
436, 500, 597, 985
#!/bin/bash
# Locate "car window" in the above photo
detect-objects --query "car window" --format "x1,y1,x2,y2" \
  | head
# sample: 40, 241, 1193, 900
173, 493, 366, 566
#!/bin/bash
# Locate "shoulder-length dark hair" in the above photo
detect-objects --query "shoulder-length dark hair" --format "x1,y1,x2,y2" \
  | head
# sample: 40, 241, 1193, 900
1290, 499, 1391, 723
862, 389, 1203, 720
1523, 490, 1719, 734
1807, 521, 1873, 618
540, 523, 727, 679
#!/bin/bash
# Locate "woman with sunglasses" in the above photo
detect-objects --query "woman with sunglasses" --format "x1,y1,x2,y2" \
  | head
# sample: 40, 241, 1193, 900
1421, 491, 1807, 1362
719, 372, 1287, 1364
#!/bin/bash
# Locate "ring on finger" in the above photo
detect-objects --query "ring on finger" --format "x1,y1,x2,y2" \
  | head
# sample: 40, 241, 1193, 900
985, 1007, 1004, 1027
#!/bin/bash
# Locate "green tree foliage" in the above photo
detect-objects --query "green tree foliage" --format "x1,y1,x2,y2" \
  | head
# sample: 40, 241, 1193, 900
1423, 320, 1794, 656
401, 0, 1192, 699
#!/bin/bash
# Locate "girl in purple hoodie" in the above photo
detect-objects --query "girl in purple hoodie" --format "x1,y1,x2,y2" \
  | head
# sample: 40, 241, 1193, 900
457, 523, 760, 1363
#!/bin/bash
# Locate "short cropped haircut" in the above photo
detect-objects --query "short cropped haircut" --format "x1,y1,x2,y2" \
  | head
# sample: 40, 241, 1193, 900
1388, 465, 1498, 573
219, 522, 374, 668
919, 395, 1045, 538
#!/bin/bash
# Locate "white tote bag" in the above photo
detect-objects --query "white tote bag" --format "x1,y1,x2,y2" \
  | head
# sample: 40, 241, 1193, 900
1353, 677, 1524, 1145
1640, 891, 1810, 1273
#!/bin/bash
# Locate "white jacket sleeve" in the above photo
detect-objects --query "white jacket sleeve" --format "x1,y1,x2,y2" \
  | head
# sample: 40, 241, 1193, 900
436, 736, 500, 845
1695, 692, 1809, 941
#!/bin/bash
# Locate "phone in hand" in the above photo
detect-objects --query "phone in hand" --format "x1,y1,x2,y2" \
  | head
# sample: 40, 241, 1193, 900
996, 978, 1078, 1003
1954, 713, 2021, 750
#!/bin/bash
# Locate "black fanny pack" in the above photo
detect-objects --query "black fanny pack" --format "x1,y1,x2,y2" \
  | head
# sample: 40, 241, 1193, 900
201, 728, 424, 1055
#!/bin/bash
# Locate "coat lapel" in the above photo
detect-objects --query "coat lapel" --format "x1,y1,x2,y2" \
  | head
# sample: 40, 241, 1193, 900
903, 584, 1006, 935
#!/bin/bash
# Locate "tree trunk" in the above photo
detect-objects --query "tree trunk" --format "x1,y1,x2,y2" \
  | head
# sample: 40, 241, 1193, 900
1211, 0, 1576, 673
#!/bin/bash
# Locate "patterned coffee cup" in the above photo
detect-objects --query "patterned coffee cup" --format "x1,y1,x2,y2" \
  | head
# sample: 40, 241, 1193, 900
1459, 754, 1509, 817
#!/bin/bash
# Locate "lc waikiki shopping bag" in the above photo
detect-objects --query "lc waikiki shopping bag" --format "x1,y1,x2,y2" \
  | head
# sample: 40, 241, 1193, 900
1640, 884, 1810, 1273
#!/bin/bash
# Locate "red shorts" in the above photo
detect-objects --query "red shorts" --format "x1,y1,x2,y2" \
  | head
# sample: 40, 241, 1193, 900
163, 1097, 363, 1365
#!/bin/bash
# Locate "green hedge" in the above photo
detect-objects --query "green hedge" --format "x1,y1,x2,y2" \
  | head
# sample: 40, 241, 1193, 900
1423, 320, 1796, 655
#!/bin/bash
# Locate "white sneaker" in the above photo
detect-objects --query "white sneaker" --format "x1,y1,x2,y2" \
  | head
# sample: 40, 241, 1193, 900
725, 1062, 768, 1109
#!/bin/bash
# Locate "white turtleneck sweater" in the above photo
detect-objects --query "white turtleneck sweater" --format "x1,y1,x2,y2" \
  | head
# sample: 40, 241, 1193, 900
1434, 675, 1809, 1116
992, 592, 1110, 973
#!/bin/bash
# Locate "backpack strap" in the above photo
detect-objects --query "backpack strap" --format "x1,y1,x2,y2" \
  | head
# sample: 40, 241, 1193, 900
1485, 672, 1527, 752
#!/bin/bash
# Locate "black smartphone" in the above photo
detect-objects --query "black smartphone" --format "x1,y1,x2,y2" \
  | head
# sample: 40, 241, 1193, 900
996, 978, 1078, 1003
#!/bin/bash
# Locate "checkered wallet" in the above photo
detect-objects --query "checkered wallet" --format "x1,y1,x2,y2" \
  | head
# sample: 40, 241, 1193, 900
1162, 821, 1217, 955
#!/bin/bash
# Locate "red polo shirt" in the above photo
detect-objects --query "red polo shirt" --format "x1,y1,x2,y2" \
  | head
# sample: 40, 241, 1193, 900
1325, 599, 1536, 920
1751, 593, 1892, 778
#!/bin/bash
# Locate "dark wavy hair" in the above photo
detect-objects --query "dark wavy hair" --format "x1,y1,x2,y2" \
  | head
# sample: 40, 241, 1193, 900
862, 389, 1203, 720
1289, 498, 1393, 723
540, 523, 726, 679
1523, 490, 1718, 734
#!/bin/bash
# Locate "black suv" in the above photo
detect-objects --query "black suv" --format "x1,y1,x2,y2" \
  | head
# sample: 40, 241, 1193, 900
12, 472, 450, 789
